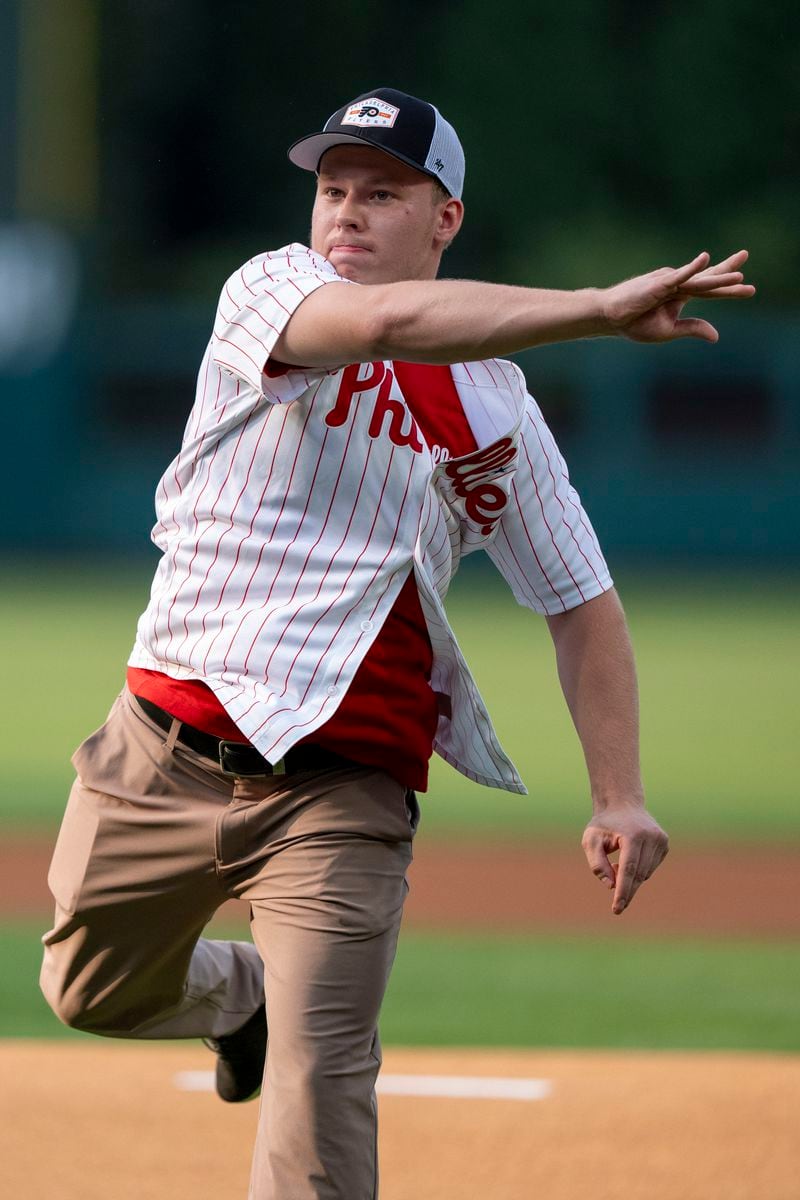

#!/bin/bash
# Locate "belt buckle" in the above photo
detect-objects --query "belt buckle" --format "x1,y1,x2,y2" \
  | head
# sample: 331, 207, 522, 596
217, 741, 241, 777
218, 740, 285, 778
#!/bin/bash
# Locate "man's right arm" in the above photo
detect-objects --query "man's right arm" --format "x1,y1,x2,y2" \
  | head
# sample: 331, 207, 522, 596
272, 250, 754, 369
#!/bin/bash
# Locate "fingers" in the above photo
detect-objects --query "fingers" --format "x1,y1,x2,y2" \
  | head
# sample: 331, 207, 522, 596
613, 832, 670, 913
637, 840, 669, 888
680, 269, 744, 292
672, 317, 719, 342
670, 251, 711, 287
669, 249, 753, 297
583, 811, 670, 915
612, 839, 643, 914
677, 283, 756, 300
581, 828, 617, 891
679, 272, 751, 293
705, 249, 749, 275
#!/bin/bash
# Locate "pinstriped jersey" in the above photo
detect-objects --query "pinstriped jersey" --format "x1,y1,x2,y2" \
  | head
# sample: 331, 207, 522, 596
128, 244, 612, 793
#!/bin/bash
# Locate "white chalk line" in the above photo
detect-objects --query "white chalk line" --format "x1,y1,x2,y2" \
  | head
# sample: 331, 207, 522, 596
380, 1074, 552, 1101
174, 1070, 552, 1102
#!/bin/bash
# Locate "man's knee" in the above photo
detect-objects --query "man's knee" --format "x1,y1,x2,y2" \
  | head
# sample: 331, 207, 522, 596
40, 965, 121, 1034
41, 976, 103, 1033
39, 953, 169, 1035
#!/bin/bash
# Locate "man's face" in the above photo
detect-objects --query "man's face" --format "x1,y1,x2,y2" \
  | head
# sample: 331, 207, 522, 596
310, 144, 462, 285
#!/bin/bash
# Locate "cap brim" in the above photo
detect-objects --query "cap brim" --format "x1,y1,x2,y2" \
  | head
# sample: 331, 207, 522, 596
288, 132, 383, 171
288, 131, 447, 191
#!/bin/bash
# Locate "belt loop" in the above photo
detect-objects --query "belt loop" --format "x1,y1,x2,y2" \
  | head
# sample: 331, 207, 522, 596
163, 717, 182, 753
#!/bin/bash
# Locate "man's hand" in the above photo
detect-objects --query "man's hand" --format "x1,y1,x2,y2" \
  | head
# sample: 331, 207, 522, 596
603, 249, 755, 344
582, 804, 669, 915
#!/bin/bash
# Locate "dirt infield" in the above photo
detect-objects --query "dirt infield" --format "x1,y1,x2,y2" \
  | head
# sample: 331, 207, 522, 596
5, 835, 799, 935
2, 1042, 798, 1199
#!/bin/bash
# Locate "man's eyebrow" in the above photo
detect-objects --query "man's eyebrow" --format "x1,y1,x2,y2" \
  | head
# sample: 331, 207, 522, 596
317, 170, 404, 186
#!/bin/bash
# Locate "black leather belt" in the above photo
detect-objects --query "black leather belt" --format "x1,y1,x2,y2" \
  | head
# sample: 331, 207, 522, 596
133, 694, 354, 778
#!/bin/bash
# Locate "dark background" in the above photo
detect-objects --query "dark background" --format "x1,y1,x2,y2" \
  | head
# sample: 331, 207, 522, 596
2, 0, 797, 561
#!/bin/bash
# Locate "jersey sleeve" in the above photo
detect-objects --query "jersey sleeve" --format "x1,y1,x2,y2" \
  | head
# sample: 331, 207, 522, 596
211, 243, 350, 400
486, 390, 613, 615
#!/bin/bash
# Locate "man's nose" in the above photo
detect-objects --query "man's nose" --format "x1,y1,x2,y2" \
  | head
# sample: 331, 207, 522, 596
335, 195, 363, 228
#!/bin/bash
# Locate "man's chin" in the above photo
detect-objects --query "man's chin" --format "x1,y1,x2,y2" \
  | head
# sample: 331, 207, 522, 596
334, 263, 365, 281
333, 261, 379, 284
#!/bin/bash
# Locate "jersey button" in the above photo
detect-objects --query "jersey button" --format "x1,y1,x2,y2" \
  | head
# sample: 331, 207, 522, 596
326, 685, 339, 697
360, 620, 374, 632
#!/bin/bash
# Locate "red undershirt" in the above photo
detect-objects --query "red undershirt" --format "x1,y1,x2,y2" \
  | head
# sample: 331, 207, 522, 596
128, 362, 479, 790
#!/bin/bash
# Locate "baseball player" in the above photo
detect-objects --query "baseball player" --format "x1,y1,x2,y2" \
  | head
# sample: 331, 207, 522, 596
40, 88, 753, 1199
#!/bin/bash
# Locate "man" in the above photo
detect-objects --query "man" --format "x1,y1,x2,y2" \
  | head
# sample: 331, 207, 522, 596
41, 88, 753, 1199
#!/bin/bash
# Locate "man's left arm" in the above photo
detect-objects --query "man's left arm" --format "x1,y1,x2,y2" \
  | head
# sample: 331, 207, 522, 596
545, 589, 669, 914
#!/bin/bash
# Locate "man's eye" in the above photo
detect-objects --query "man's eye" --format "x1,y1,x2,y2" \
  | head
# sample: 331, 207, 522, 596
372, 191, 392, 201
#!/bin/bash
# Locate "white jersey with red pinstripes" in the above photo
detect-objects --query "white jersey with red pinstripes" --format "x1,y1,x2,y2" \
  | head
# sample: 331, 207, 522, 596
128, 243, 612, 794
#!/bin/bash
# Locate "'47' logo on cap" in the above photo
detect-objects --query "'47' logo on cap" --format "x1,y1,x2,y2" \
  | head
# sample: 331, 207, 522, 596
342, 98, 400, 128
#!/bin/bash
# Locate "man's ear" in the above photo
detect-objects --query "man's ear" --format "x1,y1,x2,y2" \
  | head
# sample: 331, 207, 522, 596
436, 198, 464, 250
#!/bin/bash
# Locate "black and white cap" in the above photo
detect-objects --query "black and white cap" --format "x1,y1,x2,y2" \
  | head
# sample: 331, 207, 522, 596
288, 88, 465, 200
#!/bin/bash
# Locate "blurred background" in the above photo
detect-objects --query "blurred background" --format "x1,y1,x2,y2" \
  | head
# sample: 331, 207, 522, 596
1, 0, 798, 1069
2, 0, 798, 559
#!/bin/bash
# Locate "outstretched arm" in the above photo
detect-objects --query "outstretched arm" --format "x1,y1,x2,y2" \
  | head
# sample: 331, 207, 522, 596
273, 250, 754, 368
545, 588, 669, 915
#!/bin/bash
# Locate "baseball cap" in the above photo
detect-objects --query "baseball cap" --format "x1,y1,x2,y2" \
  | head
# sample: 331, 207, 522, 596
288, 88, 465, 200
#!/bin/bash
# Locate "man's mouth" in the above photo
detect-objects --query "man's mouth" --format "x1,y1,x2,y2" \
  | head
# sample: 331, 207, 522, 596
328, 243, 372, 254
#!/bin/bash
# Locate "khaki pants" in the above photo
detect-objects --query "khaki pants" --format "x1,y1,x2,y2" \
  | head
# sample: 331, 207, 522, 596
41, 689, 418, 1199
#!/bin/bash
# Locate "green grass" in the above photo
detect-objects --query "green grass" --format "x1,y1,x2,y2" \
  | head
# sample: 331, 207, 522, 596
5, 921, 798, 1051
426, 565, 799, 843
1, 561, 797, 842
384, 930, 800, 1052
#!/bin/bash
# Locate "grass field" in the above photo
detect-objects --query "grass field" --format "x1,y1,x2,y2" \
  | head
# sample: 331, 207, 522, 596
1, 559, 797, 841
4, 483, 797, 1193
4, 921, 799, 1051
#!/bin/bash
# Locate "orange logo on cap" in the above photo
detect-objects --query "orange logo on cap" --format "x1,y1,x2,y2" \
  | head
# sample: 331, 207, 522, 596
341, 98, 400, 129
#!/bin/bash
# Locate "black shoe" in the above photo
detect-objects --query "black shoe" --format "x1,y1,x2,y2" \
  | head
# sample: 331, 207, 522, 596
203, 1004, 267, 1103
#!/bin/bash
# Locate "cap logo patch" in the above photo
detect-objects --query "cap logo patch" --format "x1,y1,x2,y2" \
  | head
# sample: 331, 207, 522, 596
341, 98, 400, 128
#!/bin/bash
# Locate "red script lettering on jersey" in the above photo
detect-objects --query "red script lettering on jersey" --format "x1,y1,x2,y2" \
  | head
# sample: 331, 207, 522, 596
326, 363, 423, 453
441, 437, 517, 534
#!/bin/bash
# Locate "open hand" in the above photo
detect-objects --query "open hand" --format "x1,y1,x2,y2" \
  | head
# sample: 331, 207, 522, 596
581, 803, 669, 915
603, 250, 755, 344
